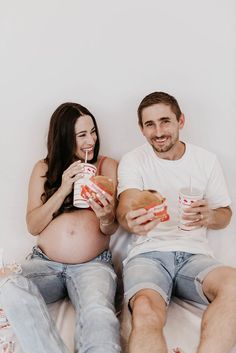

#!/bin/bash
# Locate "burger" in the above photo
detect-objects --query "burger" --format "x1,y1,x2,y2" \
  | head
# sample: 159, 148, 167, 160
89, 175, 114, 196
81, 175, 115, 206
131, 189, 169, 222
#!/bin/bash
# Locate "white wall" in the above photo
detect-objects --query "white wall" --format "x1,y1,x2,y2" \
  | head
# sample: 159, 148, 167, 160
1, 0, 235, 265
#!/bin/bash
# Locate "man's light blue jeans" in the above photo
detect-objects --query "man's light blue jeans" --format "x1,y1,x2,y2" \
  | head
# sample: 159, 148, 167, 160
0, 247, 121, 353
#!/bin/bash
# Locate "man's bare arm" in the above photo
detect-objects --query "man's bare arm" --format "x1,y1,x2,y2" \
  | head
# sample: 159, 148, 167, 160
206, 206, 232, 229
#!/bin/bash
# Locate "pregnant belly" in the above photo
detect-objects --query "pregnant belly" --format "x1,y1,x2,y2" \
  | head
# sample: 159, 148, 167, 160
37, 210, 110, 264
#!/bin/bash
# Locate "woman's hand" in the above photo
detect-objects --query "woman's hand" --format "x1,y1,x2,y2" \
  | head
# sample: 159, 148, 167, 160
84, 189, 115, 224
59, 161, 84, 197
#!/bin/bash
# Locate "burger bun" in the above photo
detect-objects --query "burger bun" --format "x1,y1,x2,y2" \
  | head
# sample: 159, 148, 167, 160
131, 190, 169, 222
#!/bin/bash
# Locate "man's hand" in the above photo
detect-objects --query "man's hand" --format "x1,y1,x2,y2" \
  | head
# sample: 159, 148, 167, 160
182, 199, 231, 229
126, 208, 161, 236
182, 199, 214, 228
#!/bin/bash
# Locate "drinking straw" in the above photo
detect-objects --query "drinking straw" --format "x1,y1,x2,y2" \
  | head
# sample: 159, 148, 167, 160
189, 176, 192, 193
85, 149, 88, 164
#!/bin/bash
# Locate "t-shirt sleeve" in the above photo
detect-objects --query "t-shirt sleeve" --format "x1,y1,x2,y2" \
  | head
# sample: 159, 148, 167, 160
205, 157, 231, 209
117, 153, 143, 196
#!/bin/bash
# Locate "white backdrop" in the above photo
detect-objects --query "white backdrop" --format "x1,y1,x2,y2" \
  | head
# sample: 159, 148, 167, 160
0, 0, 235, 265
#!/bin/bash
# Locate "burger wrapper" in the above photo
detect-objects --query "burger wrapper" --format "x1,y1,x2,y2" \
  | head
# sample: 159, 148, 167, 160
80, 179, 112, 207
146, 200, 169, 222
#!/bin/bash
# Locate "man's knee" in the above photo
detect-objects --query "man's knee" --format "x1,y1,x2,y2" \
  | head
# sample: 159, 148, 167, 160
219, 268, 236, 295
131, 292, 166, 330
204, 267, 236, 300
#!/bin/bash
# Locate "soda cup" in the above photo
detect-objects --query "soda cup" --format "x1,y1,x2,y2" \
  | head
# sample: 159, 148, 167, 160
178, 187, 203, 231
73, 163, 97, 208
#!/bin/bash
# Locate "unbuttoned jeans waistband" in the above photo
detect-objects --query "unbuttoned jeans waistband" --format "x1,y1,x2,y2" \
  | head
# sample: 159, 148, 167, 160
31, 246, 113, 265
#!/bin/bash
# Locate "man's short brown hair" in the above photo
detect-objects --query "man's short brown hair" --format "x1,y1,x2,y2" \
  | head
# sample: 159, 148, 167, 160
138, 92, 182, 126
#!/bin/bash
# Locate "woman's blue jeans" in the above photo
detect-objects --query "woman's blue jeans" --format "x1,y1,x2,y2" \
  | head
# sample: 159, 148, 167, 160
0, 247, 121, 353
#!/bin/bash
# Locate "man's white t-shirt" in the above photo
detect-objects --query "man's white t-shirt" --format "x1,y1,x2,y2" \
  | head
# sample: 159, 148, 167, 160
117, 142, 231, 264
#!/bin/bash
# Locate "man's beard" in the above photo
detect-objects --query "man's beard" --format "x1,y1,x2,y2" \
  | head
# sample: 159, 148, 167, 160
151, 135, 178, 153
153, 143, 174, 153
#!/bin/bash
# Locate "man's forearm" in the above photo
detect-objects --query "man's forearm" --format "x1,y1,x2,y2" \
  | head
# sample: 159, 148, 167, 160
207, 207, 232, 230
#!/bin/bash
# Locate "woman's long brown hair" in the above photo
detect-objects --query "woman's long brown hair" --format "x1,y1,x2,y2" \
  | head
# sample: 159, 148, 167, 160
41, 102, 100, 217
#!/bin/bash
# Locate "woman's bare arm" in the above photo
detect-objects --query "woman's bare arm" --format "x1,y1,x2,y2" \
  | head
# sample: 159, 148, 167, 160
26, 160, 83, 235
26, 160, 66, 235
